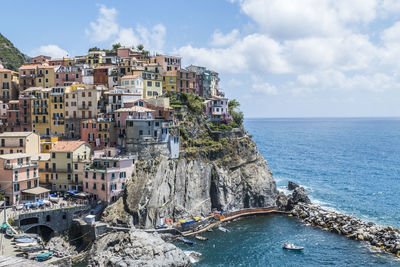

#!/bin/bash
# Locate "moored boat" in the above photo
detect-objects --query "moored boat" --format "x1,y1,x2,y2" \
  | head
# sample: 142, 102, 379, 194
34, 251, 54, 261
194, 235, 208, 241
5, 228, 15, 238
282, 243, 304, 250
218, 226, 230, 232
15, 238, 37, 243
178, 237, 195, 246
14, 233, 39, 240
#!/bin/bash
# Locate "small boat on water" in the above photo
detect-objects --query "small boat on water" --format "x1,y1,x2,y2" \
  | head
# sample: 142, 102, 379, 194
178, 237, 195, 246
207, 228, 213, 232
194, 235, 208, 241
49, 196, 60, 203
282, 243, 304, 250
15, 238, 37, 243
218, 226, 230, 233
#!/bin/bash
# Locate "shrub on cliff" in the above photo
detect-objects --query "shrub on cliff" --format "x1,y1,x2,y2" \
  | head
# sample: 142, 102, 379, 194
179, 93, 205, 114
228, 99, 244, 126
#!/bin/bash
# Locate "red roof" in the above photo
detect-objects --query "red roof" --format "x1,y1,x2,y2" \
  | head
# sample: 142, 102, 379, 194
51, 141, 88, 152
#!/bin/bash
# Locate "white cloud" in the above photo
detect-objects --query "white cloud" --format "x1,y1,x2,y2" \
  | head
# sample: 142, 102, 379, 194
211, 29, 240, 46
251, 81, 278, 95
31, 45, 69, 58
178, 33, 290, 74
85, 4, 119, 42
87, 5, 166, 51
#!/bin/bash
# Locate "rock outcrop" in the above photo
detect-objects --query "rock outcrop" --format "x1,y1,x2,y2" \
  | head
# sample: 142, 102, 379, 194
276, 185, 311, 211
292, 204, 400, 257
287, 181, 299, 190
87, 230, 190, 267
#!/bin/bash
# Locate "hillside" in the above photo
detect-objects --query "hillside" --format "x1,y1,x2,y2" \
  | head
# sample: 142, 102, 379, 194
0, 33, 29, 71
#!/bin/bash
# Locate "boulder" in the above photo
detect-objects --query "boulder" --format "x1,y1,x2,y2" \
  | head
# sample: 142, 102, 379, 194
287, 181, 299, 191
88, 230, 190, 267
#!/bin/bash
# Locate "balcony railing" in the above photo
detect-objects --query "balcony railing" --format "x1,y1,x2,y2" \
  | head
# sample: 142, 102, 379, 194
78, 106, 90, 110
4, 162, 38, 169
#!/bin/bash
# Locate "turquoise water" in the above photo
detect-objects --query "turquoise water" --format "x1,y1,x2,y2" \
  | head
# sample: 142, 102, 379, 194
180, 118, 400, 266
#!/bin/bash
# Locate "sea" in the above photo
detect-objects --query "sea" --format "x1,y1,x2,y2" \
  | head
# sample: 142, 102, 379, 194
178, 118, 400, 266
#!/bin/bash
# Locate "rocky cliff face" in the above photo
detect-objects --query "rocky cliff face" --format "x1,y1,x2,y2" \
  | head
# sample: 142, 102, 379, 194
104, 131, 278, 228
88, 231, 190, 266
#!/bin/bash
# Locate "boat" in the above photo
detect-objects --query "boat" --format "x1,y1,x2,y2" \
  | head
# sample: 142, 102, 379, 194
15, 242, 38, 248
178, 237, 195, 246
15, 238, 37, 243
282, 243, 304, 250
20, 245, 43, 253
194, 235, 208, 241
207, 228, 213, 232
49, 196, 60, 203
14, 233, 39, 240
5, 228, 15, 238
218, 226, 230, 233
34, 251, 54, 261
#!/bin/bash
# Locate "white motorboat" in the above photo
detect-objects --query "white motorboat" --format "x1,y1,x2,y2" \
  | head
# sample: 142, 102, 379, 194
282, 243, 304, 250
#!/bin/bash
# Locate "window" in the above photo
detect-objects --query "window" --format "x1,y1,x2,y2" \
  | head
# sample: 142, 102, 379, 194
147, 81, 152, 86
68, 174, 71, 180
67, 153, 71, 159
93, 173, 96, 179
85, 172, 88, 178
74, 163, 78, 170
101, 184, 105, 191
101, 173, 105, 180
52, 152, 55, 158
111, 173, 115, 179
155, 82, 160, 87
52, 163, 56, 171
93, 183, 97, 190
27, 181, 31, 189
67, 163, 71, 170
85, 182, 88, 189
76, 74, 79, 79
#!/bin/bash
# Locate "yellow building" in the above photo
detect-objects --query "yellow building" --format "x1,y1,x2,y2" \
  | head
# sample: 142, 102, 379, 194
26, 87, 65, 137
86, 51, 105, 66
31, 153, 51, 187
50, 140, 91, 192
50, 87, 65, 135
0, 68, 19, 101
40, 136, 59, 153
162, 71, 178, 94
36, 65, 56, 88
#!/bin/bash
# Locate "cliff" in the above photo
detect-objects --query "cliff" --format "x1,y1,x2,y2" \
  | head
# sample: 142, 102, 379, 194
0, 33, 29, 71
104, 96, 278, 228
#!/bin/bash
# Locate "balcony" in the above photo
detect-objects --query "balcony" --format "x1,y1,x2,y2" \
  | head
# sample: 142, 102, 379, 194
78, 105, 90, 110
4, 162, 38, 169
52, 168, 73, 173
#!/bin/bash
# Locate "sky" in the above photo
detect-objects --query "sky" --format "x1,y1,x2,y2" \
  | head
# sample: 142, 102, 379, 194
2, 0, 400, 118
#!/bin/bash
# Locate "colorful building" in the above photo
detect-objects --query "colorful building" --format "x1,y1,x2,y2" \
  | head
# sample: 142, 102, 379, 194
0, 68, 19, 102
49, 87, 65, 136
50, 140, 92, 192
36, 65, 56, 88
5, 93, 33, 132
151, 54, 181, 72
19, 64, 41, 91
81, 117, 115, 149
0, 131, 40, 155
0, 153, 48, 205
55, 66, 82, 87
86, 51, 105, 66
162, 71, 177, 94
205, 96, 229, 121
40, 136, 58, 153
84, 150, 135, 203
31, 153, 51, 188
26, 87, 51, 136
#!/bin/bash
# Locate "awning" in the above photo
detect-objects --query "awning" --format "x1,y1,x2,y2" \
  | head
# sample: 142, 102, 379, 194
22, 187, 50, 195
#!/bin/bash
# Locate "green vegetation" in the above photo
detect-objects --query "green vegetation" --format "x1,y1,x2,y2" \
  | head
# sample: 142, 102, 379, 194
7, 218, 14, 225
0, 33, 30, 71
228, 99, 244, 126
0, 192, 3, 201
179, 93, 205, 114
209, 122, 232, 132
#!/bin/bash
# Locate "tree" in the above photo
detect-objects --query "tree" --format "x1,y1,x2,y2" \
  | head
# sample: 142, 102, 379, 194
228, 99, 240, 114
112, 43, 121, 52
137, 44, 144, 51
228, 99, 244, 126
88, 46, 100, 52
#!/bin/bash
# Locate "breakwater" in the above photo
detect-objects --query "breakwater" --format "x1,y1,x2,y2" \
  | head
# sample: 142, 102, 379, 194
292, 203, 400, 257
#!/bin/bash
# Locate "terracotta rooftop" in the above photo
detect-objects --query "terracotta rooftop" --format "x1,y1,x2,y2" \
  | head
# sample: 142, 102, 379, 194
51, 140, 87, 152
0, 132, 35, 137
19, 64, 41, 70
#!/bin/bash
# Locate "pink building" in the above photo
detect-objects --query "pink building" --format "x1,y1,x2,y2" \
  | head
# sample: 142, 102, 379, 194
55, 66, 82, 87
205, 96, 229, 121
81, 117, 115, 150
5, 94, 33, 132
0, 153, 49, 205
151, 55, 181, 72
83, 152, 135, 203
